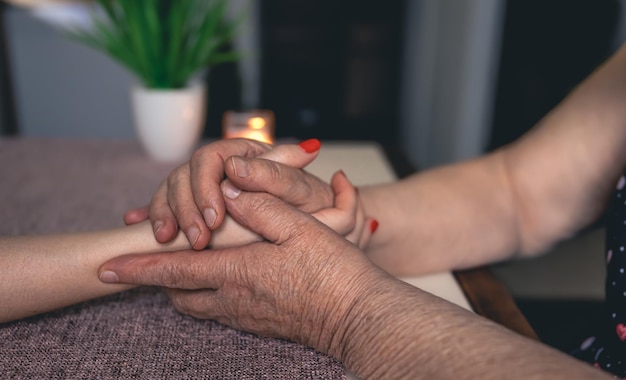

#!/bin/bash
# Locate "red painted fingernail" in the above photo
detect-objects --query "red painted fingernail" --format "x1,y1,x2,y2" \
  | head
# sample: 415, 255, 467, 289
298, 138, 321, 153
370, 220, 379, 234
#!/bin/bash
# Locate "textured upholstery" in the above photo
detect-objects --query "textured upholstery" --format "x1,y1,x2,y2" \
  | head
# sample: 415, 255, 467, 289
0, 138, 345, 379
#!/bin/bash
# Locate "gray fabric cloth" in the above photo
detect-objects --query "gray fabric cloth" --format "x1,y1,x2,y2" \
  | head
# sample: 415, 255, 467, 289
0, 287, 344, 379
0, 138, 346, 379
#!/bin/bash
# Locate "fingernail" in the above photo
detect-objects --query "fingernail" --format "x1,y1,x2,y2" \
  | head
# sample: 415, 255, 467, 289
203, 208, 217, 228
100, 270, 119, 283
298, 138, 321, 153
153, 220, 164, 234
187, 226, 201, 246
222, 180, 241, 199
231, 156, 250, 178
370, 220, 379, 234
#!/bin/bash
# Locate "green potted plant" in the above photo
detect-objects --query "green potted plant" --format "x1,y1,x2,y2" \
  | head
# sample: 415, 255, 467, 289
73, 0, 242, 162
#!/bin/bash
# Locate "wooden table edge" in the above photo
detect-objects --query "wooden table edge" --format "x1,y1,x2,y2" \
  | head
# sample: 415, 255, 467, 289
380, 143, 539, 341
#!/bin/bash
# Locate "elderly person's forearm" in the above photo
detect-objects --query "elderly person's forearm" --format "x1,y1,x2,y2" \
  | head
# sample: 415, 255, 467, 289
332, 274, 611, 379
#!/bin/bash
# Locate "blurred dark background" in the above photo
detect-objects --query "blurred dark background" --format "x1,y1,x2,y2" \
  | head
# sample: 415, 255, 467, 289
208, 0, 623, 152
258, 0, 405, 142
488, 0, 620, 150
204, 0, 405, 143
2, 0, 623, 157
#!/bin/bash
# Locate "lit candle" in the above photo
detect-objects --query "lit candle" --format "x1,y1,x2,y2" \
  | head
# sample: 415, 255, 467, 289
222, 110, 274, 144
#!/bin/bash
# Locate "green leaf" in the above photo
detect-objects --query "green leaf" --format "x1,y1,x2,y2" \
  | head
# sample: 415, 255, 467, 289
186, 0, 228, 72
165, 0, 192, 86
74, 0, 245, 89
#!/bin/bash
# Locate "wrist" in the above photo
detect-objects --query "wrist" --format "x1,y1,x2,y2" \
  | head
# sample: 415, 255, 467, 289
325, 270, 439, 379
292, 261, 382, 357
320, 268, 405, 373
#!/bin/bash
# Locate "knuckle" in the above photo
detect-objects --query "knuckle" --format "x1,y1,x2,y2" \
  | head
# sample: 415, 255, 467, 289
266, 163, 313, 202
296, 177, 314, 200
192, 189, 213, 210
249, 194, 280, 216
149, 256, 192, 288
293, 173, 330, 210
155, 262, 180, 287
273, 213, 310, 244
298, 180, 331, 212
263, 160, 284, 183
240, 139, 270, 157
167, 167, 188, 188
190, 147, 209, 167
243, 195, 299, 242
291, 218, 316, 241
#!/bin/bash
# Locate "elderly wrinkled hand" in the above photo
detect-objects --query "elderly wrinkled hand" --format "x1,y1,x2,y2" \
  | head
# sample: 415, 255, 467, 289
124, 138, 287, 248
124, 138, 376, 249
100, 175, 385, 353
123, 139, 328, 248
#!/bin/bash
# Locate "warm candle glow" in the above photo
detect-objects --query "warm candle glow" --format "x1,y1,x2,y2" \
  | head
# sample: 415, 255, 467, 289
248, 117, 266, 130
223, 110, 275, 144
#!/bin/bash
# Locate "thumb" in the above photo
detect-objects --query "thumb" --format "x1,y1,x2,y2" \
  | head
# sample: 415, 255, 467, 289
258, 138, 322, 169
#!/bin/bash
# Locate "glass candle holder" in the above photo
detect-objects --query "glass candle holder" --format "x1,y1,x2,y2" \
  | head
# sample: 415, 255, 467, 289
222, 110, 275, 144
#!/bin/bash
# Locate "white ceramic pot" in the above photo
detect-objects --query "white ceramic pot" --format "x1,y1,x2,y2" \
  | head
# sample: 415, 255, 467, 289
131, 81, 206, 163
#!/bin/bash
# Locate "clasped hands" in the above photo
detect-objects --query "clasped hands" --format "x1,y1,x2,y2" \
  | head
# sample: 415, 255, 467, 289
99, 138, 385, 354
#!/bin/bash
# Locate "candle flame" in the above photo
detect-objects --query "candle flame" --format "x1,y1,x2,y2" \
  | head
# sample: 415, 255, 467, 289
248, 117, 266, 130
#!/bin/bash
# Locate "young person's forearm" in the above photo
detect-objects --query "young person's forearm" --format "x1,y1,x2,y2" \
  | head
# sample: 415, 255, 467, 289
0, 221, 189, 323
334, 276, 609, 379
0, 214, 266, 324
